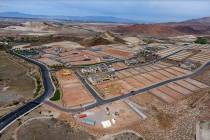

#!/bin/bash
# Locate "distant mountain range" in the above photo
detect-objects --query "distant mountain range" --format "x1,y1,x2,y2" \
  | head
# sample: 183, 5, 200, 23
0, 12, 138, 23
109, 16, 210, 37
182, 17, 210, 24
0, 12, 209, 37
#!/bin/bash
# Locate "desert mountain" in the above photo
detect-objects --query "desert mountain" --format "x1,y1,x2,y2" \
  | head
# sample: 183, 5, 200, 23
80, 31, 126, 47
109, 17, 210, 37
182, 17, 210, 24
0, 12, 136, 23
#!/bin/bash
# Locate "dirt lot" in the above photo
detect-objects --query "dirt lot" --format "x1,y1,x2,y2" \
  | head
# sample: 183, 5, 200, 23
56, 70, 94, 107
16, 118, 95, 140
0, 103, 96, 140
37, 57, 62, 66
99, 131, 143, 140
111, 62, 128, 70
95, 80, 129, 99
0, 51, 35, 110
72, 101, 140, 136
128, 89, 210, 140
197, 120, 210, 140
193, 65, 210, 86
37, 41, 85, 50
103, 48, 133, 59
57, 49, 101, 66
0, 103, 142, 140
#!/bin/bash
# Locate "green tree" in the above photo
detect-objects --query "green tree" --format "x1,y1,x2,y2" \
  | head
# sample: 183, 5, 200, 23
50, 89, 61, 101
194, 37, 208, 44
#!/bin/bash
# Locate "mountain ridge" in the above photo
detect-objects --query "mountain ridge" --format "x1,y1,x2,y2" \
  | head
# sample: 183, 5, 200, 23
0, 12, 138, 23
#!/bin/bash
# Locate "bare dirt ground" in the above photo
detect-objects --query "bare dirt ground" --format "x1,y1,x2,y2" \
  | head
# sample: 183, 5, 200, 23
3, 21, 56, 36
0, 51, 35, 114
37, 57, 62, 66
99, 131, 143, 140
111, 62, 128, 70
35, 41, 85, 50
56, 88, 207, 140
193, 65, 210, 86
0, 103, 143, 140
56, 70, 94, 107
1, 20, 210, 140
16, 118, 96, 140
56, 100, 141, 138
95, 80, 124, 99
128, 89, 210, 140
103, 48, 133, 59
85, 101, 139, 130
0, 105, 95, 140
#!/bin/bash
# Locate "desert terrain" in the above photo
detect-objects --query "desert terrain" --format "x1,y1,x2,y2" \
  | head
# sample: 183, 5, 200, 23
0, 16, 210, 140
0, 50, 39, 116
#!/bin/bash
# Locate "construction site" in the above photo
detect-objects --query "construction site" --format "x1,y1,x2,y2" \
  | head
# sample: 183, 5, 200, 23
11, 34, 210, 136
1, 19, 210, 140
55, 69, 95, 108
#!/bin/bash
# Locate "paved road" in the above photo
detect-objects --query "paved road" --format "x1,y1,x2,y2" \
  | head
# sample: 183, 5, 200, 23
74, 71, 104, 103
116, 48, 185, 72
0, 46, 205, 133
45, 53, 210, 113
0, 51, 55, 133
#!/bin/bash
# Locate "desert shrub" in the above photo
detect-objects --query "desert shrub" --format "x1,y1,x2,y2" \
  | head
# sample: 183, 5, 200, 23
194, 37, 208, 44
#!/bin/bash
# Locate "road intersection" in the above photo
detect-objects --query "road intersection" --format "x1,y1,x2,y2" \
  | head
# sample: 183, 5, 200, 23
0, 47, 209, 133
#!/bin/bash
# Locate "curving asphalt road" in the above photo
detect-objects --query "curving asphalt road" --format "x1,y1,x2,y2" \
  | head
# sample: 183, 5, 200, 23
0, 46, 207, 133
45, 58, 210, 113
44, 48, 210, 113
0, 51, 55, 133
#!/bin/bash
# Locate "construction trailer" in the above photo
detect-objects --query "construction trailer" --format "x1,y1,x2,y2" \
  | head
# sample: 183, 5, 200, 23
81, 118, 96, 126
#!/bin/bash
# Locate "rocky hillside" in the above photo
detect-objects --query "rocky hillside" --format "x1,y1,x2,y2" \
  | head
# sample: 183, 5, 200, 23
80, 31, 125, 47
183, 17, 210, 24
109, 17, 210, 37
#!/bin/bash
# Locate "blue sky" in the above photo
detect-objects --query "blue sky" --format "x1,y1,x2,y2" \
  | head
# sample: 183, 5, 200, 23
0, 0, 210, 22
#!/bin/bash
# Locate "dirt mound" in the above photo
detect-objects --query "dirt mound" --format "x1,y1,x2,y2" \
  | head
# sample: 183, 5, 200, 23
81, 31, 125, 47
21, 21, 54, 30
101, 31, 125, 43
81, 36, 112, 47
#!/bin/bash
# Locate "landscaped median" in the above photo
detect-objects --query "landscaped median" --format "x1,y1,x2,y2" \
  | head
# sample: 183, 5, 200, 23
34, 75, 42, 97
50, 89, 61, 101
51, 69, 95, 107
